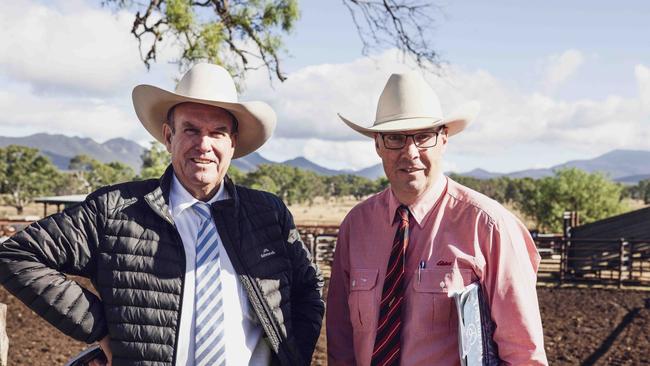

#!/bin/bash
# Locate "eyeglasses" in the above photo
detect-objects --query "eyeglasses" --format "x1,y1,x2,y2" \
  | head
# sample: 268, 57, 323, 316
380, 130, 444, 150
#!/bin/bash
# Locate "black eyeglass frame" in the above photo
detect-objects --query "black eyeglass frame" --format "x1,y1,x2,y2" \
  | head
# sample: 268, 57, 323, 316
379, 128, 446, 150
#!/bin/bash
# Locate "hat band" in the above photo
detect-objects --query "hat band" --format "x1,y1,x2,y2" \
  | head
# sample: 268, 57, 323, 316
374, 114, 443, 125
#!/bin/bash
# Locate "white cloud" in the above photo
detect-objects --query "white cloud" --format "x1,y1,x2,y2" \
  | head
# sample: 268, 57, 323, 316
0, 0, 185, 144
431, 64, 649, 157
636, 64, 650, 106
243, 50, 649, 170
0, 82, 144, 142
242, 49, 413, 141
0, 0, 143, 96
542, 49, 584, 92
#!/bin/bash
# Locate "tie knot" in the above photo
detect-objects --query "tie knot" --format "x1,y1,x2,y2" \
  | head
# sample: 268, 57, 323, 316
396, 205, 410, 223
192, 202, 211, 220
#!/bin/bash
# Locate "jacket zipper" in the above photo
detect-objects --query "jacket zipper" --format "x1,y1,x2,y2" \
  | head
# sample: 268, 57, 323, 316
247, 270, 286, 352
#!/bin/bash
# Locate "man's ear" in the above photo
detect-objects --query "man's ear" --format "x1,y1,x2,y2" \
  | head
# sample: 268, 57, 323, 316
439, 127, 449, 152
230, 132, 238, 148
442, 127, 450, 143
162, 123, 173, 153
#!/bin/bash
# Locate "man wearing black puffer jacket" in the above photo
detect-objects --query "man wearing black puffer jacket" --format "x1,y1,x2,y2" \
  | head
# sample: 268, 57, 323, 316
0, 63, 324, 366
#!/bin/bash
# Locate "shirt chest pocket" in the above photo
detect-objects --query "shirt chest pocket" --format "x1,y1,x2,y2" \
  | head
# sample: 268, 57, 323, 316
411, 268, 474, 333
347, 268, 379, 332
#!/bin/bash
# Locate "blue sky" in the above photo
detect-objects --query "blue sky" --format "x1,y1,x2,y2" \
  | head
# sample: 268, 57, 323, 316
285, 1, 650, 99
0, 0, 648, 173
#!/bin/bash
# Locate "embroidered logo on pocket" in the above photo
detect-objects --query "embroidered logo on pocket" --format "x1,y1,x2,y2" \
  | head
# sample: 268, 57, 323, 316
260, 248, 276, 259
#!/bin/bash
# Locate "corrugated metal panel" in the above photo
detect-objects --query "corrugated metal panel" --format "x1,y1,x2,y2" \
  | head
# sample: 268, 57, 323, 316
572, 207, 650, 240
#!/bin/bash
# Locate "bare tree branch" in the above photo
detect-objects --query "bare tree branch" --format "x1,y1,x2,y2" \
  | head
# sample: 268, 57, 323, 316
342, 0, 442, 71
130, 0, 167, 69
103, 0, 297, 85
102, 1, 444, 83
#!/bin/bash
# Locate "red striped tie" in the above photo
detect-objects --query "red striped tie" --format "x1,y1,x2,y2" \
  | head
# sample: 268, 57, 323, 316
371, 205, 410, 366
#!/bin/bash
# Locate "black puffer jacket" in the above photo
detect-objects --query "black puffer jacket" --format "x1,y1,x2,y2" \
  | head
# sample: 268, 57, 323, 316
0, 167, 324, 365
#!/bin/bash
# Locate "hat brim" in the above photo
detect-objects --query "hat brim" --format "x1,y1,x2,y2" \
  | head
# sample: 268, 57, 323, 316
338, 101, 480, 138
132, 85, 276, 159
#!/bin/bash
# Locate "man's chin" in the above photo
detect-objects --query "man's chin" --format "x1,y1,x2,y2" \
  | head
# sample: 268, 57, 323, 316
192, 172, 221, 184
393, 178, 425, 191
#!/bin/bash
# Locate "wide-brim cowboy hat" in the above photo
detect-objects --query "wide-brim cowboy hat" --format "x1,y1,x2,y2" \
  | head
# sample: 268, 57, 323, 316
132, 63, 276, 159
338, 72, 479, 138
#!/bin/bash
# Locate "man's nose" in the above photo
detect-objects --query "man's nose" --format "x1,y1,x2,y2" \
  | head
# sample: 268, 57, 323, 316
196, 134, 212, 152
402, 136, 419, 158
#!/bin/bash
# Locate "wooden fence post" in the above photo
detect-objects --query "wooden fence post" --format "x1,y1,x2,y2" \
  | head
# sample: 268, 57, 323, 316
618, 238, 626, 289
560, 237, 566, 286
0, 303, 8, 366
628, 241, 634, 281
561, 211, 574, 286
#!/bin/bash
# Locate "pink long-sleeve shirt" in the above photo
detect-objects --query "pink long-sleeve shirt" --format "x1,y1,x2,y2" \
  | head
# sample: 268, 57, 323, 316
327, 176, 548, 365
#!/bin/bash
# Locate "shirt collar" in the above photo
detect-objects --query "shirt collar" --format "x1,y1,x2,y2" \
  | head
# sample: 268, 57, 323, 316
387, 173, 447, 227
169, 174, 229, 217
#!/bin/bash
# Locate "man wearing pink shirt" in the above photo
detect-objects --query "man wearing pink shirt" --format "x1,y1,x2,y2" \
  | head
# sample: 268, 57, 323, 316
327, 72, 548, 365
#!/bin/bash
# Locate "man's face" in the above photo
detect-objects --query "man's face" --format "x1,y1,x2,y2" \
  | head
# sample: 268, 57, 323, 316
375, 127, 448, 199
163, 102, 237, 200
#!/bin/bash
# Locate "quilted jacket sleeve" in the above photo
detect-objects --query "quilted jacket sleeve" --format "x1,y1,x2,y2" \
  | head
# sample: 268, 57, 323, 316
0, 192, 107, 343
280, 203, 325, 365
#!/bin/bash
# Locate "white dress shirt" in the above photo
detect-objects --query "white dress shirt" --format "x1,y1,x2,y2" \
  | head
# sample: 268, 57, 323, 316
169, 175, 271, 366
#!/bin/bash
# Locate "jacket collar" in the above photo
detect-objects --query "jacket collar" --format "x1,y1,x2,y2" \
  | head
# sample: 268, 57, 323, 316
210, 174, 239, 216
144, 165, 176, 225
145, 164, 241, 222
159, 164, 174, 203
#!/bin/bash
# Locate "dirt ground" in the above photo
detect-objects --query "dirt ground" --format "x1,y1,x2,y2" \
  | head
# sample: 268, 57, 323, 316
540, 286, 650, 365
1, 281, 649, 365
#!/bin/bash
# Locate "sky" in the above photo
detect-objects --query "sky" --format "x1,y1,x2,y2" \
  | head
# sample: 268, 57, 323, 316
0, 0, 648, 174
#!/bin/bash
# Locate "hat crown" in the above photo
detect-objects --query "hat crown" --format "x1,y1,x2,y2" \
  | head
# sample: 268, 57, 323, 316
374, 72, 443, 125
175, 63, 238, 103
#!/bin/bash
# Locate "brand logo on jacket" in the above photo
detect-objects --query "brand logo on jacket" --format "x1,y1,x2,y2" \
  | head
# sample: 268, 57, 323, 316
260, 248, 276, 259
436, 260, 452, 266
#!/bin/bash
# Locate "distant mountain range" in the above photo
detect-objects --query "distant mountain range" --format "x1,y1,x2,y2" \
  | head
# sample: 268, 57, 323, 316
460, 149, 650, 184
1, 133, 649, 184
0, 133, 144, 171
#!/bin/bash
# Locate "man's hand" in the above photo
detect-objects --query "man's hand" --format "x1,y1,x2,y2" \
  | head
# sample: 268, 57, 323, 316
89, 335, 112, 366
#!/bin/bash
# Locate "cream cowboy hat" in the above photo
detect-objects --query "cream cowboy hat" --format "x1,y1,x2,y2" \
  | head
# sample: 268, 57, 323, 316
132, 63, 276, 158
338, 72, 479, 138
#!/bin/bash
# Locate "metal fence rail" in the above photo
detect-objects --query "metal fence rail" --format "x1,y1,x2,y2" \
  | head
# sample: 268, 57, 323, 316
519, 235, 649, 288
299, 225, 650, 288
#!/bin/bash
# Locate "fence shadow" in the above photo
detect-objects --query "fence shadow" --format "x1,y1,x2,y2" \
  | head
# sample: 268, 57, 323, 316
580, 307, 641, 366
